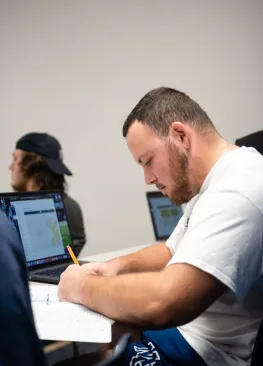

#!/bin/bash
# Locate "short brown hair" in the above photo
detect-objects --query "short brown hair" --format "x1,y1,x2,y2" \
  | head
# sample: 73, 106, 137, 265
20, 151, 67, 191
123, 87, 216, 137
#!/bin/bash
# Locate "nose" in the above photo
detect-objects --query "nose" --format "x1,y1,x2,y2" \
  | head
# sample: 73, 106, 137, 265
144, 167, 156, 185
9, 162, 13, 171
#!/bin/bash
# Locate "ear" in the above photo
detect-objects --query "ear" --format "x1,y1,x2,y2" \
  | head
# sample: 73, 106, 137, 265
170, 122, 191, 150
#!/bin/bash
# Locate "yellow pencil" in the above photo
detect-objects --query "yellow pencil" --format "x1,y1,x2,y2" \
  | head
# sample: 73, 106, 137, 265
66, 245, 79, 265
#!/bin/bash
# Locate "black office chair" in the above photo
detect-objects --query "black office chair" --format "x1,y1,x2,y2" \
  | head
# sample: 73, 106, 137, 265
251, 319, 263, 366
53, 334, 131, 366
93, 334, 131, 366
235, 130, 263, 154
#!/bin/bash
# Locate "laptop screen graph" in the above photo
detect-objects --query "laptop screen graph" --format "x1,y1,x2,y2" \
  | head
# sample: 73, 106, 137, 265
0, 192, 71, 267
146, 191, 183, 240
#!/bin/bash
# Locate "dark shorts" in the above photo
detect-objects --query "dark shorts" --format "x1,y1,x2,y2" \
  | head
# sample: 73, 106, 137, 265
124, 328, 206, 366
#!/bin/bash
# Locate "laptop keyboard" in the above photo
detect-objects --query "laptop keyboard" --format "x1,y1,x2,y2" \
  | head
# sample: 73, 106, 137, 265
37, 265, 68, 278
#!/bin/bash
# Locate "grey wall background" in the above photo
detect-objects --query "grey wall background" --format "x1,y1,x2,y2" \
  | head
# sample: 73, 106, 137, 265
0, 0, 262, 255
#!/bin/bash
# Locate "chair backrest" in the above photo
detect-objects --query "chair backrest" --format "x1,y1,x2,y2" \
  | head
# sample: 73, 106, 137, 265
235, 130, 263, 155
94, 334, 131, 366
251, 319, 263, 366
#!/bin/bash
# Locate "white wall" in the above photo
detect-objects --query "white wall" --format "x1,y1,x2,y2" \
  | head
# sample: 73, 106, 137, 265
0, 0, 262, 255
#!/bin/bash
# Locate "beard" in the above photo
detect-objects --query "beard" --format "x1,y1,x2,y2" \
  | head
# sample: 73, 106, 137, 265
167, 143, 193, 205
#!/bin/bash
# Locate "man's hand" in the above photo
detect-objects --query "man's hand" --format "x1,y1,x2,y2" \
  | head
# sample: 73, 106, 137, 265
80, 260, 120, 276
58, 260, 121, 304
58, 264, 93, 304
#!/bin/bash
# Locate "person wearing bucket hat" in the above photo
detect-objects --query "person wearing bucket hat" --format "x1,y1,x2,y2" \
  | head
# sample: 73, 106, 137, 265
9, 132, 86, 256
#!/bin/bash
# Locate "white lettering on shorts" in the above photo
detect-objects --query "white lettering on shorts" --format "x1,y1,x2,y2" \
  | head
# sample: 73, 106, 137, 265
130, 341, 161, 366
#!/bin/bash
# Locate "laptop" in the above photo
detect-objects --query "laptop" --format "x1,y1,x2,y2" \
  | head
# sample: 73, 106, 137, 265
0, 190, 83, 284
146, 191, 183, 241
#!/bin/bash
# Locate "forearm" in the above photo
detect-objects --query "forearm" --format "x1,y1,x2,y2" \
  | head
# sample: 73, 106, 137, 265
59, 263, 226, 328
80, 271, 170, 327
108, 242, 172, 275
78, 263, 225, 328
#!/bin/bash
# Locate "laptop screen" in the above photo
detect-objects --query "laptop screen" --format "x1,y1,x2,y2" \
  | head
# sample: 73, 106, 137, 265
146, 191, 183, 240
0, 191, 72, 268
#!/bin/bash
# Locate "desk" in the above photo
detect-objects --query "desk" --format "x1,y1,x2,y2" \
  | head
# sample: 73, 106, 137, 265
80, 243, 150, 262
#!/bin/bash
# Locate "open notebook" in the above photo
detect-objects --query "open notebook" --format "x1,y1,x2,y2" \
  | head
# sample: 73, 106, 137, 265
30, 284, 112, 343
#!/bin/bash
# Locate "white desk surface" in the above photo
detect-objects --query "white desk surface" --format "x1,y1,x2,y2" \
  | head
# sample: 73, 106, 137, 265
80, 243, 150, 262
30, 281, 56, 287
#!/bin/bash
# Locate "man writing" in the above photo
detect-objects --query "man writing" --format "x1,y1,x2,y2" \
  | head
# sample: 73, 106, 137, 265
58, 87, 263, 365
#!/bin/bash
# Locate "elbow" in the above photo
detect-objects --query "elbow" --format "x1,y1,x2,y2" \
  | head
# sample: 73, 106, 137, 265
138, 300, 176, 329
138, 299, 199, 329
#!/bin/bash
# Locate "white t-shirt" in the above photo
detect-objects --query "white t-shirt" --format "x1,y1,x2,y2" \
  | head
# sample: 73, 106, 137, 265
166, 147, 263, 366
